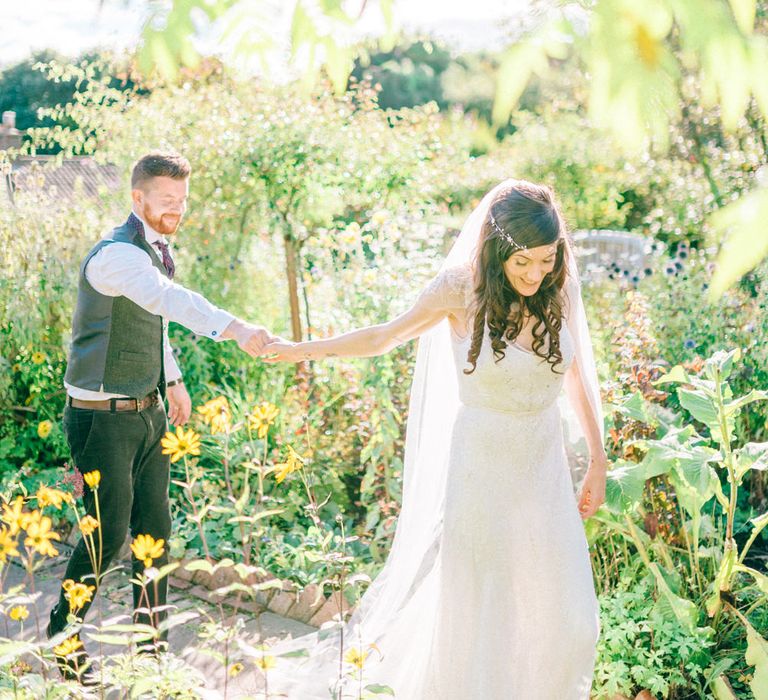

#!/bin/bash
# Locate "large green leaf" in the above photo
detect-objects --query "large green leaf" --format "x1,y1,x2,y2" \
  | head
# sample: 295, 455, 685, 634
678, 386, 735, 445
649, 562, 698, 632
587, 0, 680, 153
652, 364, 691, 386
709, 186, 768, 298
605, 460, 647, 513
733, 564, 768, 596
728, 0, 757, 34
711, 673, 738, 699
703, 348, 741, 383
744, 618, 768, 700
733, 442, 768, 483
616, 391, 653, 423
705, 542, 737, 617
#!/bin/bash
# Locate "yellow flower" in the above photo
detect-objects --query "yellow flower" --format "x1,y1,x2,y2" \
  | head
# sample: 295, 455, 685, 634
161, 426, 202, 463
254, 655, 276, 671
83, 471, 101, 489
228, 662, 244, 677
23, 512, 60, 557
269, 444, 305, 484
371, 210, 389, 226
53, 635, 83, 657
78, 515, 99, 537
248, 402, 280, 439
197, 396, 231, 434
0, 527, 20, 561
36, 485, 69, 510
62, 579, 95, 612
31, 352, 46, 365
634, 21, 661, 68
1, 497, 31, 536
9, 605, 29, 621
131, 533, 164, 568
343, 647, 369, 670
37, 420, 53, 439
12, 363, 21, 372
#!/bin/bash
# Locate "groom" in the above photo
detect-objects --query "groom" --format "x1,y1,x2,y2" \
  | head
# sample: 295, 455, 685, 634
48, 151, 273, 679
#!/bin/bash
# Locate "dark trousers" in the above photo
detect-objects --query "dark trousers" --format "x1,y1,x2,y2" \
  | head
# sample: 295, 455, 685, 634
49, 397, 172, 646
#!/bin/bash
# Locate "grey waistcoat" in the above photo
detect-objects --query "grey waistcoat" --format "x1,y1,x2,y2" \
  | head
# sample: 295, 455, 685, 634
64, 216, 168, 399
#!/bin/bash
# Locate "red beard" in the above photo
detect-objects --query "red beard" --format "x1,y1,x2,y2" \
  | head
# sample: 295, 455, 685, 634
141, 206, 182, 235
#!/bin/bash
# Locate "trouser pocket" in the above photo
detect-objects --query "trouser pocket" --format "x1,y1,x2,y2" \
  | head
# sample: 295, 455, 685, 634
62, 406, 97, 468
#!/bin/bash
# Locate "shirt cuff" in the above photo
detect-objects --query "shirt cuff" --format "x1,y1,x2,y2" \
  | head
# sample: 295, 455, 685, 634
207, 309, 237, 341
165, 358, 183, 383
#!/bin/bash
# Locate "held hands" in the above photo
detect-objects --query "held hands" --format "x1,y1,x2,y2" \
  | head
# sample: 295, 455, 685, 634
576, 450, 607, 520
223, 319, 277, 358
261, 339, 305, 363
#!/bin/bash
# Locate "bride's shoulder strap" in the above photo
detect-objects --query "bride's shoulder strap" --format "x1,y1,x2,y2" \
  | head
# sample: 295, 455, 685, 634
417, 261, 473, 311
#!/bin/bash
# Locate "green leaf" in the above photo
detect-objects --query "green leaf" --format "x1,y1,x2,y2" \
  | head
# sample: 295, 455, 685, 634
157, 610, 200, 633
744, 619, 768, 700
711, 673, 738, 699
677, 386, 735, 444
364, 684, 396, 696
652, 364, 691, 386
649, 562, 697, 632
725, 390, 768, 415
605, 461, 647, 513
705, 543, 737, 617
704, 348, 741, 383
616, 391, 651, 422
728, 0, 757, 34
492, 41, 549, 126
733, 564, 768, 596
87, 627, 157, 645
709, 186, 768, 298
733, 442, 768, 482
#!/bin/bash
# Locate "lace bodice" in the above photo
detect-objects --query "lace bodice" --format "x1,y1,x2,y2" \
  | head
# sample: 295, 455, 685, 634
419, 261, 575, 414
451, 321, 574, 414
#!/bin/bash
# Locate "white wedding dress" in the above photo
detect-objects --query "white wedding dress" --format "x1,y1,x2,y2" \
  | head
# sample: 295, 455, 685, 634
414, 262, 601, 699
268, 260, 601, 700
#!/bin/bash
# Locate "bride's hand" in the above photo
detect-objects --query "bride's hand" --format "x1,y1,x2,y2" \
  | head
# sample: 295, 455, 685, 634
261, 339, 305, 363
577, 451, 607, 520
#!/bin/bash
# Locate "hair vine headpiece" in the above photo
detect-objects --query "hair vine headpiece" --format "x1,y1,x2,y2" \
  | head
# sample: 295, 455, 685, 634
489, 212, 527, 251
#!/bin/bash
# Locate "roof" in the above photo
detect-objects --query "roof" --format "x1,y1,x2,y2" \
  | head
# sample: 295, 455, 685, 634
3, 156, 122, 207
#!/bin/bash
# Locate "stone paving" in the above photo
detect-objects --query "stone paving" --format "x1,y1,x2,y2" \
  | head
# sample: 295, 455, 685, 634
5, 544, 315, 698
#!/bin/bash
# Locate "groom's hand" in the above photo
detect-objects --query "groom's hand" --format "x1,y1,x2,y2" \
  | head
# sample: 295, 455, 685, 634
222, 319, 274, 357
167, 381, 192, 426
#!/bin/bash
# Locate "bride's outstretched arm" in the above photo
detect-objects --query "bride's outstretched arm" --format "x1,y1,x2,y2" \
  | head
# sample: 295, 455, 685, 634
261, 294, 452, 363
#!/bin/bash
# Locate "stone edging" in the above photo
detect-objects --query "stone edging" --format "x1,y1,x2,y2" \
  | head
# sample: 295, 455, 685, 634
170, 558, 351, 628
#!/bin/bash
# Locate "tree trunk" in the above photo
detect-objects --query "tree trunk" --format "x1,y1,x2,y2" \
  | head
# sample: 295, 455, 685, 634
284, 233, 303, 342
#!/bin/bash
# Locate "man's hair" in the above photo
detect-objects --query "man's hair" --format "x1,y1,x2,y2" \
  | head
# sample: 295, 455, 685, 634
131, 151, 191, 189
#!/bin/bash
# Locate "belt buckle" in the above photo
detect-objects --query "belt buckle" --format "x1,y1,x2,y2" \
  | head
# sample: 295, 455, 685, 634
134, 396, 143, 413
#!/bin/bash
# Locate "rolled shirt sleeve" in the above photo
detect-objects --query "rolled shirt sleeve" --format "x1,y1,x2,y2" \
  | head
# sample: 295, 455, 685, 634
85, 242, 236, 340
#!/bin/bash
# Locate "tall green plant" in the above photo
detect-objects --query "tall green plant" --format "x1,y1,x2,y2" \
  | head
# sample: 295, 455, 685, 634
599, 348, 768, 696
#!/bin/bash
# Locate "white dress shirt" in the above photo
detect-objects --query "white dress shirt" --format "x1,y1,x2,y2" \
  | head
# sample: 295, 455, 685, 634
64, 210, 235, 400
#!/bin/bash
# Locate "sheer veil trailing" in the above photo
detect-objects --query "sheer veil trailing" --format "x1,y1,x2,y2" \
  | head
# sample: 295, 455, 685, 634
263, 178, 605, 699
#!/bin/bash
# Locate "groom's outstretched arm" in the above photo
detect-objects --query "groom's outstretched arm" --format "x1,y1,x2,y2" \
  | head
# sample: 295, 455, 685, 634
85, 242, 274, 356
262, 286, 452, 363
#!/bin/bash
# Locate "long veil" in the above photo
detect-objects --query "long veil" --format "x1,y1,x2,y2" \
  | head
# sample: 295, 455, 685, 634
261, 179, 605, 698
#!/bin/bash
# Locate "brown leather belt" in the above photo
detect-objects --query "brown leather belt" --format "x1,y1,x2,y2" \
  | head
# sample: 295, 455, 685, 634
67, 389, 160, 413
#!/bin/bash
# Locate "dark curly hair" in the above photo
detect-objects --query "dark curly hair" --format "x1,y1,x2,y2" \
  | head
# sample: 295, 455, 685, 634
464, 180, 571, 376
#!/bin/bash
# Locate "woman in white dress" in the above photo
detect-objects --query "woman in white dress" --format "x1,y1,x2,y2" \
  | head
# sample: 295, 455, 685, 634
261, 178, 607, 699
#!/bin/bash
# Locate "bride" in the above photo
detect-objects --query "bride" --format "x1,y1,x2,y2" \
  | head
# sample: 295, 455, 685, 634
260, 178, 607, 699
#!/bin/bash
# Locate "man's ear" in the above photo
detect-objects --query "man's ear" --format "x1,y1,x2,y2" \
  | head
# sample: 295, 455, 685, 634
131, 188, 144, 209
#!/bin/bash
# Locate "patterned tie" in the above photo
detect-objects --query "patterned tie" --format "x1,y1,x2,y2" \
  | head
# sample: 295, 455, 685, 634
128, 212, 175, 279
152, 240, 176, 280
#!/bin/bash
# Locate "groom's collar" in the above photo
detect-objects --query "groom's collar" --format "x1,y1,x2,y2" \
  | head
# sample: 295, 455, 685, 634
130, 209, 168, 247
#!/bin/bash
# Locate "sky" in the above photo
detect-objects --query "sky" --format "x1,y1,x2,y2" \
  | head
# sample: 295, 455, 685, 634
0, 0, 537, 70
